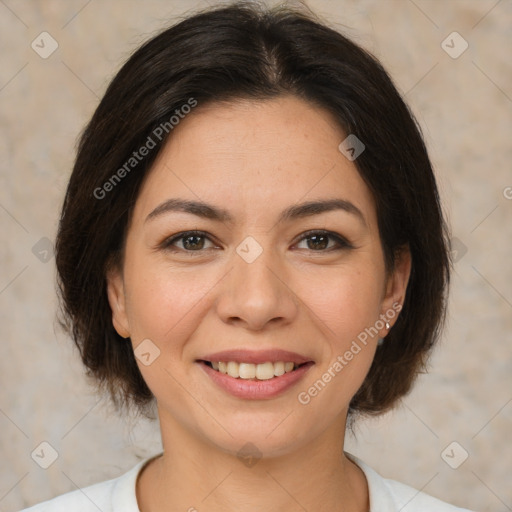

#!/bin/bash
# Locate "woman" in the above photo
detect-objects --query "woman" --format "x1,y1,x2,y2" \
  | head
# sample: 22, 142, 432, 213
21, 2, 474, 511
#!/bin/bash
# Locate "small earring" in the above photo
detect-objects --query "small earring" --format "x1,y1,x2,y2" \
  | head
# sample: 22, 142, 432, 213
385, 322, 390, 329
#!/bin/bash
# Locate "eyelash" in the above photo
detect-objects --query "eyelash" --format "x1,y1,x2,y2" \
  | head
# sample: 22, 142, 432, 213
160, 229, 354, 254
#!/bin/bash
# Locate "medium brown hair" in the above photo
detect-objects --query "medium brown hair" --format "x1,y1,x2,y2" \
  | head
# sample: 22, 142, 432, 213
55, 1, 451, 419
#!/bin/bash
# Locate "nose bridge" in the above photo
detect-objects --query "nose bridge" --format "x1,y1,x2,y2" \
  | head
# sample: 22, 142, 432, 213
233, 234, 283, 300
215, 234, 297, 328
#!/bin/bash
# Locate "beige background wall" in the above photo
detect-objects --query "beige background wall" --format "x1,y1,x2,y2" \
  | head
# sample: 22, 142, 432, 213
1, 1, 511, 511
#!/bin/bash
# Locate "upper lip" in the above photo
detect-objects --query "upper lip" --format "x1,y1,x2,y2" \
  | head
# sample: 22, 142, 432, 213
198, 349, 314, 365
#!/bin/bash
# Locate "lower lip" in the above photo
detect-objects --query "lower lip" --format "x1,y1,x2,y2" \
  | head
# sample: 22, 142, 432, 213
198, 361, 314, 400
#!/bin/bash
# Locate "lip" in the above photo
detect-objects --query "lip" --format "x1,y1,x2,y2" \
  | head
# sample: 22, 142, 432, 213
198, 349, 313, 365
198, 360, 315, 400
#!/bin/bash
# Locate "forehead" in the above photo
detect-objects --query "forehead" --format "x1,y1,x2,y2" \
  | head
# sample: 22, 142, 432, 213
132, 96, 377, 228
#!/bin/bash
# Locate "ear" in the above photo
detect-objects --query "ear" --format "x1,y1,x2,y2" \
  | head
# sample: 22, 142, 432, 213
379, 245, 412, 337
106, 263, 131, 339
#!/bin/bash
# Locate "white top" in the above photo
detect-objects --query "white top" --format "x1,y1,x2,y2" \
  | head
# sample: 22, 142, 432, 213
20, 453, 475, 512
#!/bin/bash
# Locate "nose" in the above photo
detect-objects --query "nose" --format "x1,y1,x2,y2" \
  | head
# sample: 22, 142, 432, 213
215, 244, 299, 331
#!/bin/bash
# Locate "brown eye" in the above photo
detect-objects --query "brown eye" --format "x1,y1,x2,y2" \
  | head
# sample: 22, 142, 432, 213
161, 229, 353, 254
162, 230, 216, 252
180, 234, 205, 250
294, 230, 353, 252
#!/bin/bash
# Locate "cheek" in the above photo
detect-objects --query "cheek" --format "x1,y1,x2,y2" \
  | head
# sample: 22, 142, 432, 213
122, 258, 216, 401
293, 266, 383, 416
123, 252, 214, 347
301, 263, 384, 345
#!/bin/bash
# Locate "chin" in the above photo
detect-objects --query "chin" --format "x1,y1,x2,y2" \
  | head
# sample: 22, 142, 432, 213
213, 431, 306, 462
199, 410, 318, 461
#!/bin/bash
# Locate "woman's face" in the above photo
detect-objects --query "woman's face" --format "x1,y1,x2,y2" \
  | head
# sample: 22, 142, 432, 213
107, 95, 410, 456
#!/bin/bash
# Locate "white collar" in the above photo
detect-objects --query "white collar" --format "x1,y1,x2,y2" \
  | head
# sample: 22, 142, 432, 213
112, 452, 396, 512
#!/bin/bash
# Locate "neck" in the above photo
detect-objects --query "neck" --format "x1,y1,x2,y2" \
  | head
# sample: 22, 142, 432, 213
136, 408, 369, 512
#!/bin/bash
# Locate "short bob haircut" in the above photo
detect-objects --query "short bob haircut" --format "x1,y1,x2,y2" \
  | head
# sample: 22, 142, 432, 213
55, 1, 451, 419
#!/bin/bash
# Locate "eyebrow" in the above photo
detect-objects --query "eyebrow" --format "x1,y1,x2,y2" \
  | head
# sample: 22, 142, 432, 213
145, 198, 367, 227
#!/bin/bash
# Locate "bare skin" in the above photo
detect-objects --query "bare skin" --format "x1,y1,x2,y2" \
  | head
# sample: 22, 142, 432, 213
107, 95, 411, 512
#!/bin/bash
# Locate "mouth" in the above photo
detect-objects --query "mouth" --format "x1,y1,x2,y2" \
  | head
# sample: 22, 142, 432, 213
195, 349, 315, 399
197, 360, 313, 381
197, 358, 315, 400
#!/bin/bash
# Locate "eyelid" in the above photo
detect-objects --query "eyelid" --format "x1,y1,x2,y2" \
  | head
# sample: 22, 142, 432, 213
292, 229, 354, 250
160, 229, 354, 253
159, 230, 219, 251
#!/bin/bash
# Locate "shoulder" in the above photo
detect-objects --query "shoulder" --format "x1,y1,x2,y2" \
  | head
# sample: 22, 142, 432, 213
18, 478, 116, 512
346, 452, 476, 512
18, 458, 149, 512
383, 478, 475, 511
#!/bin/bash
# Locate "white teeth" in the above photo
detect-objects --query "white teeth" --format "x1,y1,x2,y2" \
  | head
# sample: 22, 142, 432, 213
239, 363, 256, 379
273, 361, 285, 376
211, 361, 298, 379
256, 362, 274, 380
227, 361, 239, 378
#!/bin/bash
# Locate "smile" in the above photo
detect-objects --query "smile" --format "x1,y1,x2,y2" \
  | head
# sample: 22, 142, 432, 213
202, 360, 304, 380
197, 359, 315, 400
